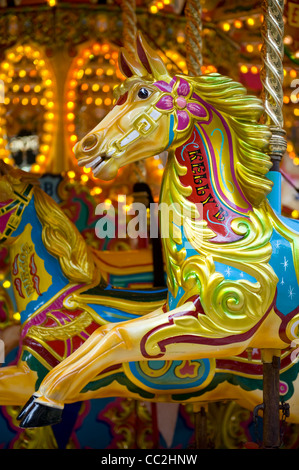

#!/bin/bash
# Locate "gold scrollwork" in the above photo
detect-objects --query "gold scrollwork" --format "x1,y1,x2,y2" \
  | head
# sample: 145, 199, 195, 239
27, 311, 93, 341
286, 313, 299, 344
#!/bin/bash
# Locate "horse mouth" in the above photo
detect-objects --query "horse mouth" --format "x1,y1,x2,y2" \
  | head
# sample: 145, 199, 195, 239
83, 154, 110, 176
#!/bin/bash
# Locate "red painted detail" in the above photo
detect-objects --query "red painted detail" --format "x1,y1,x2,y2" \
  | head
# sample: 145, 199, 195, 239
29, 254, 41, 296
12, 254, 19, 275
85, 322, 101, 336
0, 200, 13, 208
47, 340, 66, 358
23, 336, 60, 368
177, 361, 197, 377
116, 91, 128, 106
32, 274, 41, 296
175, 128, 243, 242
216, 358, 263, 375
14, 278, 25, 298
72, 335, 85, 350
29, 253, 37, 275
100, 364, 122, 375
162, 304, 168, 313
216, 348, 293, 376
237, 349, 262, 360
43, 317, 58, 328
244, 442, 260, 449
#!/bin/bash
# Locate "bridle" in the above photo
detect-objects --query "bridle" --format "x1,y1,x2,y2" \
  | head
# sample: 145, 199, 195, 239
109, 106, 164, 156
0, 183, 34, 243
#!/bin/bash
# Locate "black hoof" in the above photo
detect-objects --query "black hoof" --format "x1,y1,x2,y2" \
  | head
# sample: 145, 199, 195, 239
17, 395, 36, 421
19, 401, 63, 428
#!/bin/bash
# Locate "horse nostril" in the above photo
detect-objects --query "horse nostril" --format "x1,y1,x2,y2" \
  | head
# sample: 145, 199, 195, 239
82, 134, 99, 152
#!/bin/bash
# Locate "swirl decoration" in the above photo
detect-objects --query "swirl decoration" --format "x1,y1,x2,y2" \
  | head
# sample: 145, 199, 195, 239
142, 202, 278, 355
161, 155, 278, 336
184, 0, 203, 77
260, 0, 285, 129
121, 0, 137, 59
181, 203, 278, 335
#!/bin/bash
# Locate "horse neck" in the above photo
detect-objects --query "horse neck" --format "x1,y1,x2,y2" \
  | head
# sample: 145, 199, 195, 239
8, 196, 69, 322
160, 123, 253, 243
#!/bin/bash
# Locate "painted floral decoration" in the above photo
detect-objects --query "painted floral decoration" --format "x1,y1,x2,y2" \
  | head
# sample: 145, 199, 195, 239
154, 77, 207, 131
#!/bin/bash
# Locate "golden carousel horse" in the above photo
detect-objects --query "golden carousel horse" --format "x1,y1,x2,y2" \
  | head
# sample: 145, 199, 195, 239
10, 34, 299, 429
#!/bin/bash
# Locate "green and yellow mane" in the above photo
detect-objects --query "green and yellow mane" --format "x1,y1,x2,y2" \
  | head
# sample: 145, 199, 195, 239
188, 73, 273, 206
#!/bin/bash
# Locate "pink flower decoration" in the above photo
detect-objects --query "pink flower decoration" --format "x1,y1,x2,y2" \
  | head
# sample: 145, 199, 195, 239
154, 77, 206, 131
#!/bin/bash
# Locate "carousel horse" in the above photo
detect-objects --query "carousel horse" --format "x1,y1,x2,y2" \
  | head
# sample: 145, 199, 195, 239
2, 161, 299, 432
14, 34, 299, 428
0, 161, 167, 403
0, 160, 274, 429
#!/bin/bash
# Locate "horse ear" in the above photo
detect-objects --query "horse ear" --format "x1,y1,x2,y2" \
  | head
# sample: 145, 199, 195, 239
136, 32, 169, 80
119, 48, 147, 78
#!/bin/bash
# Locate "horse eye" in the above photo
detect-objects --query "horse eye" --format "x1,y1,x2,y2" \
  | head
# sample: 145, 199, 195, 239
138, 87, 150, 99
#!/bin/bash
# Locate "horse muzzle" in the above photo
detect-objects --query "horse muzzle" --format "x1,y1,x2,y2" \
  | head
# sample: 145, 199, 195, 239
73, 133, 103, 163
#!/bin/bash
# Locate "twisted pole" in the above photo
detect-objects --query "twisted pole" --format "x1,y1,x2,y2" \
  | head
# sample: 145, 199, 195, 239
184, 0, 203, 76
260, 0, 287, 170
121, 0, 137, 58
259, 0, 286, 449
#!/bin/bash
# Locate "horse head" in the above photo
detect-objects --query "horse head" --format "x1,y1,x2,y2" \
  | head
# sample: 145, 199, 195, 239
74, 33, 273, 212
74, 32, 208, 180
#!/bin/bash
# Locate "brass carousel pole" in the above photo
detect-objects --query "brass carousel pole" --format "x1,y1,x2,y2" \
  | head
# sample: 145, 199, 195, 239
258, 0, 287, 449
121, 0, 137, 59
193, 403, 208, 449
185, 0, 203, 77
121, 0, 147, 184
185, 0, 208, 449
260, 0, 287, 172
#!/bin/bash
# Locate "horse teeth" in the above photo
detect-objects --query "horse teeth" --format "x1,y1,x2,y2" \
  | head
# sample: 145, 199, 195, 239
93, 159, 106, 175
85, 156, 103, 168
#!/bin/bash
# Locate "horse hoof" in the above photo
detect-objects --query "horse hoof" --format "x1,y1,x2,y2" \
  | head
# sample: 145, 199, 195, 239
17, 395, 36, 421
19, 401, 63, 428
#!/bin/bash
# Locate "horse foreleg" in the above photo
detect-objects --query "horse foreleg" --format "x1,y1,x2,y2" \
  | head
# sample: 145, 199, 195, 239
32, 319, 143, 408
18, 300, 251, 428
